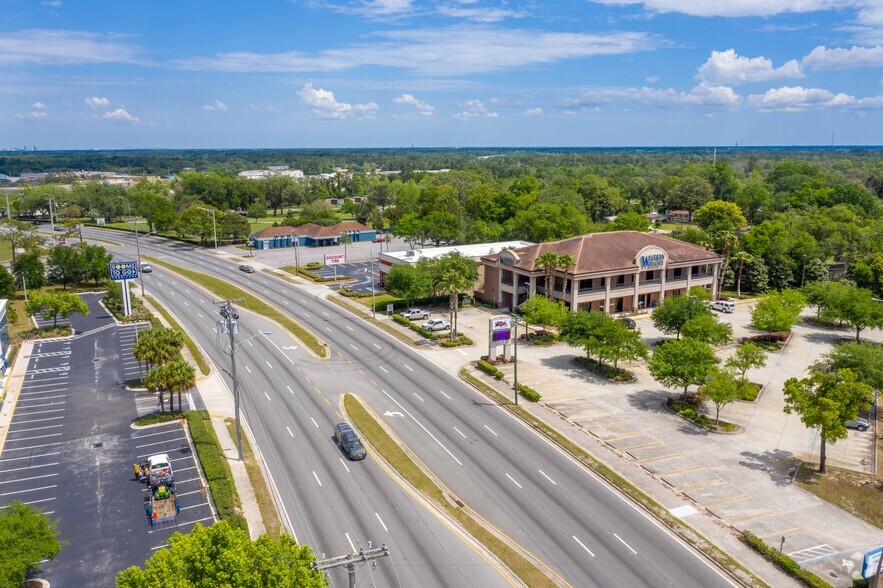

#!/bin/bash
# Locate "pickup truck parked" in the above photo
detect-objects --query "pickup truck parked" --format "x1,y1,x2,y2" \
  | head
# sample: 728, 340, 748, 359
421, 318, 450, 332
400, 308, 430, 320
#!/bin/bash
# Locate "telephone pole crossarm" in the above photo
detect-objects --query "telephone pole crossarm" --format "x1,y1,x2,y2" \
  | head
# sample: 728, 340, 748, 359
312, 544, 390, 587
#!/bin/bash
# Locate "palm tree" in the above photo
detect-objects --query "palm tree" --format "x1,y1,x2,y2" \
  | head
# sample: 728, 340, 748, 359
432, 252, 479, 342
731, 251, 753, 299
536, 252, 560, 300
558, 254, 576, 298
339, 232, 352, 262
165, 358, 196, 413
144, 366, 167, 412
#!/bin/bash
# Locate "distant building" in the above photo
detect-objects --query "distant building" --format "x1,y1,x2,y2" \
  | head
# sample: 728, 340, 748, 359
326, 196, 367, 207
480, 231, 722, 313
250, 221, 375, 249
238, 167, 304, 180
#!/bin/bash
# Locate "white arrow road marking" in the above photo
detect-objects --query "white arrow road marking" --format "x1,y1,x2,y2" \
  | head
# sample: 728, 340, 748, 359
383, 411, 404, 418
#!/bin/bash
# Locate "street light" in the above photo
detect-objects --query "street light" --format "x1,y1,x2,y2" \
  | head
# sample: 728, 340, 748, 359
196, 207, 218, 251
48, 197, 56, 233
511, 315, 525, 406
117, 196, 145, 297
290, 233, 300, 277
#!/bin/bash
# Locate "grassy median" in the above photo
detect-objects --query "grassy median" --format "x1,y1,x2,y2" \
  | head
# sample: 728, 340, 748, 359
225, 418, 283, 538
145, 295, 211, 376
343, 393, 554, 588
144, 257, 328, 358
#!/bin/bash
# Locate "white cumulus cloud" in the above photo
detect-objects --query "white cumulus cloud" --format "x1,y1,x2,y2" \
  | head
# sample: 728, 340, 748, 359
437, 5, 528, 22
298, 83, 378, 119
250, 100, 277, 112
101, 107, 141, 123
523, 107, 543, 115
453, 99, 498, 121
32, 101, 46, 110
803, 45, 883, 70
203, 99, 228, 111
697, 49, 803, 84
17, 111, 48, 120
392, 93, 434, 116
590, 0, 858, 18
85, 96, 110, 108
566, 83, 741, 111
747, 86, 855, 111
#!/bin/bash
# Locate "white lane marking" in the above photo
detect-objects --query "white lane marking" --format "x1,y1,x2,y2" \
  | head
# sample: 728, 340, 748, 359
245, 366, 252, 374
183, 301, 189, 307
345, 532, 355, 552
266, 361, 273, 369
413, 392, 424, 402
539, 470, 557, 485
301, 299, 308, 304
322, 311, 329, 316
248, 340, 254, 347
284, 300, 290, 304
310, 417, 319, 428
484, 425, 498, 436
350, 344, 359, 351
304, 313, 310, 318
281, 289, 288, 294
381, 389, 462, 466
376, 512, 389, 533
262, 280, 269, 285
325, 327, 333, 333
312, 471, 322, 487
379, 366, 388, 373
439, 390, 452, 400
264, 392, 271, 402
197, 313, 204, 318
404, 364, 414, 372
170, 291, 175, 296
457, 349, 468, 356
345, 325, 354, 332
287, 426, 294, 437
573, 536, 595, 557
200, 299, 205, 304
339, 458, 350, 473
373, 343, 381, 349
264, 290, 270, 295
454, 427, 467, 439
212, 328, 217, 333
286, 385, 293, 394
505, 473, 522, 489
613, 533, 638, 555
258, 332, 296, 366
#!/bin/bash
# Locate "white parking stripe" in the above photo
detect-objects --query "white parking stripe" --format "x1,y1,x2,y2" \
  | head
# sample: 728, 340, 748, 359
135, 437, 187, 449
0, 484, 58, 497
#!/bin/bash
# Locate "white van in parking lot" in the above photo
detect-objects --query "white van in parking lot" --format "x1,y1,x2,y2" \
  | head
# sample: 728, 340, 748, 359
710, 300, 735, 313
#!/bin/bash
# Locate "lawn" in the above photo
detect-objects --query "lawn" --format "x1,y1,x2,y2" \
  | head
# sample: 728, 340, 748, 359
796, 462, 883, 529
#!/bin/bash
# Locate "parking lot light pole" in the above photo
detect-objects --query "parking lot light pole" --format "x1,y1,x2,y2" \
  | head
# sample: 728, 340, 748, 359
292, 233, 300, 276
371, 250, 377, 319
197, 207, 218, 251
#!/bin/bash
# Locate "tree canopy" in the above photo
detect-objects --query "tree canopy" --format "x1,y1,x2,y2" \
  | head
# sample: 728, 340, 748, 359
0, 502, 64, 587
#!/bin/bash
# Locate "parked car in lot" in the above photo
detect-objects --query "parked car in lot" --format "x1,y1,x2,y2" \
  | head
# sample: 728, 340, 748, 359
400, 308, 430, 320
238, 264, 256, 273
710, 300, 735, 313
334, 422, 367, 460
846, 418, 870, 431
618, 317, 636, 330
421, 318, 450, 331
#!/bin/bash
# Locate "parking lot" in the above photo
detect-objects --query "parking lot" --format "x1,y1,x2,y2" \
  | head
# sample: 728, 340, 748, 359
0, 295, 214, 585
312, 260, 381, 293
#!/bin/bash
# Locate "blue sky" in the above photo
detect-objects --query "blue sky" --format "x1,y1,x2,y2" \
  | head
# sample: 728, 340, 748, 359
2, 0, 883, 149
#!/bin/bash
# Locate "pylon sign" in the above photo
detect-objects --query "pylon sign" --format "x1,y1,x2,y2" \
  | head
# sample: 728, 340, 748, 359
109, 261, 138, 281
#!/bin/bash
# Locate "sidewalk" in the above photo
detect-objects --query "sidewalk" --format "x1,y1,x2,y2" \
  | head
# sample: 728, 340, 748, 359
0, 340, 36, 455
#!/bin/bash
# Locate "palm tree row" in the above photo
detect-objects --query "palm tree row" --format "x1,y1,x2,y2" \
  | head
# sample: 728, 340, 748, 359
133, 326, 193, 412
535, 252, 577, 301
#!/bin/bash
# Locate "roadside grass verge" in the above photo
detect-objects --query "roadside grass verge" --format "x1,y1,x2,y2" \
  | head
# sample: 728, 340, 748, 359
795, 463, 883, 530
458, 368, 770, 588
85, 236, 123, 247
225, 418, 282, 539
145, 295, 211, 376
344, 393, 555, 588
133, 410, 247, 533
144, 256, 328, 358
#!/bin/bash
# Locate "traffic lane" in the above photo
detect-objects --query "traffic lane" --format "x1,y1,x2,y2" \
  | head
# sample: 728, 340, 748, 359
145, 274, 499, 588
100, 231, 730, 585
350, 351, 732, 587
240, 326, 509, 587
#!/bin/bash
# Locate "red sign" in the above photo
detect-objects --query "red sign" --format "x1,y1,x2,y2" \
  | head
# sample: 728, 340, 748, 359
57, 237, 67, 245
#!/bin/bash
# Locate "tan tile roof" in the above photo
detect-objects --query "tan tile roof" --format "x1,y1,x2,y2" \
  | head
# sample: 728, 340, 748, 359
484, 231, 721, 274
252, 221, 372, 240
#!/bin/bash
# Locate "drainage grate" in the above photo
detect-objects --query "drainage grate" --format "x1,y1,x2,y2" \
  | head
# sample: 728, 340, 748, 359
93, 442, 103, 448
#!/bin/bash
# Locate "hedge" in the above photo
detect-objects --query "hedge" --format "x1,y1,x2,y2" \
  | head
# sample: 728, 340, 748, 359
573, 356, 636, 383
134, 411, 185, 426
392, 314, 411, 327
477, 360, 504, 380
517, 384, 541, 402
741, 531, 832, 588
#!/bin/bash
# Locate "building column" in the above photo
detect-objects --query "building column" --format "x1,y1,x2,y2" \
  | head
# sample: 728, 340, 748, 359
659, 270, 667, 306
529, 276, 536, 299
686, 267, 692, 296
496, 264, 504, 307
569, 275, 578, 312
712, 263, 720, 299
604, 276, 611, 314
632, 271, 641, 312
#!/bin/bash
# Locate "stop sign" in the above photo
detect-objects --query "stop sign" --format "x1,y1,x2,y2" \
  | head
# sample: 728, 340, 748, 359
58, 237, 66, 245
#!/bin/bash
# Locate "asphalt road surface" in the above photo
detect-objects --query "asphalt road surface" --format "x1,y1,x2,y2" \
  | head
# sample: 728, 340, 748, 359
84, 227, 736, 588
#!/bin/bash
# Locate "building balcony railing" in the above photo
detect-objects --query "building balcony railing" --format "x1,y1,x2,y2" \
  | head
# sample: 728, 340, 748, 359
610, 282, 635, 291
690, 273, 713, 280
640, 278, 662, 286
666, 274, 687, 283
577, 286, 607, 295
501, 279, 514, 286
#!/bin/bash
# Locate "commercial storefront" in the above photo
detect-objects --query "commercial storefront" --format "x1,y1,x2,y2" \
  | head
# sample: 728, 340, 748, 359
251, 221, 376, 249
480, 231, 723, 313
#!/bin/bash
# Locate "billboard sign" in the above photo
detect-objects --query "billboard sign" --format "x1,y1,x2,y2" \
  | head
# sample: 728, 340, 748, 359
489, 315, 512, 344
861, 545, 882, 579
324, 254, 345, 266
109, 261, 138, 281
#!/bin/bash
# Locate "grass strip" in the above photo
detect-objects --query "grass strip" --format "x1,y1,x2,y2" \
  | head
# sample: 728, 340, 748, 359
742, 531, 832, 588
344, 394, 554, 588
459, 368, 770, 588
145, 295, 211, 376
85, 236, 123, 247
225, 418, 283, 539
144, 256, 328, 358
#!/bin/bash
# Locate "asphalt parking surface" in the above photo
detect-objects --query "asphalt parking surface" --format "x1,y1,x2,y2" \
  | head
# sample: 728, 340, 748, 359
0, 295, 214, 586
312, 260, 381, 293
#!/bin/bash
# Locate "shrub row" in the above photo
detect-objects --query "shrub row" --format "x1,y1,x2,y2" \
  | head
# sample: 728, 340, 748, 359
134, 411, 184, 426
392, 314, 411, 327
184, 410, 247, 533
16, 325, 73, 342
440, 336, 473, 348
371, 294, 458, 312
666, 400, 740, 432
573, 356, 635, 383
477, 360, 504, 380
517, 384, 541, 402
741, 531, 832, 588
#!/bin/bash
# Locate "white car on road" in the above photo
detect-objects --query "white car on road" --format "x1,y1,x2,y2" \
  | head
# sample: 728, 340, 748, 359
421, 318, 450, 331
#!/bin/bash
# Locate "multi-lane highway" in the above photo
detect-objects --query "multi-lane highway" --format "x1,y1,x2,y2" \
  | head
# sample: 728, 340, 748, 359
82, 227, 737, 588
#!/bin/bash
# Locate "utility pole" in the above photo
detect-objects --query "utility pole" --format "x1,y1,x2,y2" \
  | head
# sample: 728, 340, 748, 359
218, 299, 244, 460
371, 248, 377, 319
513, 318, 519, 406
48, 197, 56, 233
118, 196, 145, 296
312, 543, 389, 588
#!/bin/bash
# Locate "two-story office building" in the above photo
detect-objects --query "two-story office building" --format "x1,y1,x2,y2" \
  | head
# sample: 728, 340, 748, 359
480, 231, 723, 313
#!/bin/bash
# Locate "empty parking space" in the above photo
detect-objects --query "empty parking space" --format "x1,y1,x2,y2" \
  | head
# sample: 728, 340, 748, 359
312, 261, 380, 293
118, 323, 150, 381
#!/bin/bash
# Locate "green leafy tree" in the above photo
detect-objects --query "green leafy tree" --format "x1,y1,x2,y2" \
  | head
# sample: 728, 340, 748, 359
176, 205, 218, 245
725, 342, 767, 382
25, 290, 89, 328
263, 174, 296, 216
649, 337, 719, 397
681, 314, 733, 346
607, 210, 650, 232
693, 200, 747, 232
803, 258, 829, 284
535, 252, 560, 300
247, 201, 268, 220
702, 367, 741, 425
0, 502, 64, 587
508, 202, 586, 242
731, 251, 754, 299
750, 289, 805, 335
12, 251, 45, 290
384, 263, 433, 306
46, 244, 85, 288
339, 231, 352, 262
745, 257, 769, 293
0, 265, 15, 298
596, 318, 649, 369
821, 286, 883, 342
560, 309, 606, 362
0, 218, 41, 265
783, 369, 871, 474
651, 295, 711, 339
116, 520, 325, 588
816, 342, 883, 393
688, 285, 712, 301
520, 294, 568, 335
130, 180, 177, 233
667, 176, 713, 221
78, 243, 114, 285
432, 252, 478, 342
